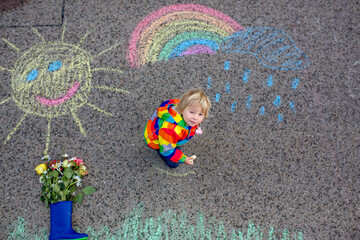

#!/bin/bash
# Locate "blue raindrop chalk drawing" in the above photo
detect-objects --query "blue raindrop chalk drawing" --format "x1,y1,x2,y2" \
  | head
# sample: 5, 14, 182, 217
273, 95, 281, 107
207, 76, 211, 89
290, 101, 296, 113
259, 106, 265, 115
278, 114, 284, 122
246, 95, 252, 109
224, 60, 231, 71
215, 93, 221, 102
243, 68, 250, 83
231, 102, 237, 112
221, 27, 310, 71
225, 82, 231, 93
292, 78, 300, 89
267, 74, 273, 87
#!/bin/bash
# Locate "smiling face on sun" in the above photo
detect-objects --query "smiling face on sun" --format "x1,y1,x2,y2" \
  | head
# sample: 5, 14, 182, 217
11, 43, 92, 118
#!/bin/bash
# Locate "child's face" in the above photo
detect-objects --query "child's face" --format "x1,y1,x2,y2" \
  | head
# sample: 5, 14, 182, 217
182, 104, 205, 127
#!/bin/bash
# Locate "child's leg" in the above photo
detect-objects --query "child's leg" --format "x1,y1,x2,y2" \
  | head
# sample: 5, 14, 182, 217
157, 147, 181, 168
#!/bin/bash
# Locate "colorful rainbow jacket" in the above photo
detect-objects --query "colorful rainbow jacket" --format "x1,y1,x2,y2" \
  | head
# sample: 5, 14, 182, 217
144, 99, 198, 163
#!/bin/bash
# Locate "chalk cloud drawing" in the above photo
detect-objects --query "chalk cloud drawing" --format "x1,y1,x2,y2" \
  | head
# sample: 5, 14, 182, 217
221, 27, 310, 71
0, 22, 129, 155
127, 5, 310, 71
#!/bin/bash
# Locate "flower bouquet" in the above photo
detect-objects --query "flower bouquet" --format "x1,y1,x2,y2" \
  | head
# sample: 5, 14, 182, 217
35, 154, 95, 240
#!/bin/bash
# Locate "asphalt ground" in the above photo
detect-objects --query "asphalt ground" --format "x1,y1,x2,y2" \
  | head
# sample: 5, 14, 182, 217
0, 0, 359, 239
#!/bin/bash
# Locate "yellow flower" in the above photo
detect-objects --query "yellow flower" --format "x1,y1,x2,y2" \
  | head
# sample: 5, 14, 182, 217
79, 165, 88, 176
62, 160, 70, 168
35, 164, 47, 175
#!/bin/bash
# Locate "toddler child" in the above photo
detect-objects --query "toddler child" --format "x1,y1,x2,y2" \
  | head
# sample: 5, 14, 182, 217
144, 89, 211, 168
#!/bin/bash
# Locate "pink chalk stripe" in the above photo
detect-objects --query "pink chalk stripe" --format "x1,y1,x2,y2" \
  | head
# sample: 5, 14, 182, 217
36, 81, 80, 106
180, 45, 216, 56
127, 4, 244, 67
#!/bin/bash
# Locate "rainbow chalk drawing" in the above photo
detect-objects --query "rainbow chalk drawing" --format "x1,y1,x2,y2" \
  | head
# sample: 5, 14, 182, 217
127, 5, 310, 71
127, 4, 244, 68
0, 23, 129, 155
221, 27, 310, 71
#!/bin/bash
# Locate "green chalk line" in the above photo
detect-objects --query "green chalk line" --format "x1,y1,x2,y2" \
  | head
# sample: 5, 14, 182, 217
7, 205, 304, 240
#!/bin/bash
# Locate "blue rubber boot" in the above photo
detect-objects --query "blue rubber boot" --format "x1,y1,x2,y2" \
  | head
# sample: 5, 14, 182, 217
49, 201, 88, 240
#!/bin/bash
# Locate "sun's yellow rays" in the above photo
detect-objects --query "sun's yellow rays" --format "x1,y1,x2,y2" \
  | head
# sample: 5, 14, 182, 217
91, 42, 123, 61
31, 27, 46, 43
4, 113, 28, 145
93, 85, 130, 94
1, 38, 21, 53
45, 117, 52, 155
77, 30, 92, 47
0, 97, 12, 105
71, 109, 86, 136
0, 65, 14, 72
1, 21, 130, 156
61, 20, 67, 43
92, 68, 123, 73
84, 102, 113, 117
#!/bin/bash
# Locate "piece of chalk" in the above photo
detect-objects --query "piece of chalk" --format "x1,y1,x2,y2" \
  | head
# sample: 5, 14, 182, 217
190, 155, 196, 160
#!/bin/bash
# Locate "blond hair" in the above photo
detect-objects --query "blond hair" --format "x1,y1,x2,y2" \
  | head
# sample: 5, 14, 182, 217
175, 89, 211, 118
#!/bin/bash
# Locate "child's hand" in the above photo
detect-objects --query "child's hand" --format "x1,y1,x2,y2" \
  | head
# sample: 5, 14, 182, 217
195, 126, 203, 135
184, 155, 196, 165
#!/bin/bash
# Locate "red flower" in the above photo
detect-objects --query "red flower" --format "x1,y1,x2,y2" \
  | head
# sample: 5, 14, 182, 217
73, 158, 84, 166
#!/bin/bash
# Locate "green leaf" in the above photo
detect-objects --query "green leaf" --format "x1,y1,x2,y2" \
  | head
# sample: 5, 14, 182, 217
50, 171, 59, 178
41, 185, 46, 193
73, 192, 84, 204
64, 181, 69, 188
69, 184, 77, 193
82, 186, 96, 195
59, 183, 65, 190
64, 168, 73, 178
53, 184, 60, 192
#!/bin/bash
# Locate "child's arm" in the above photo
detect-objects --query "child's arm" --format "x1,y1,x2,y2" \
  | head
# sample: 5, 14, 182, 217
184, 155, 196, 165
158, 128, 187, 163
195, 126, 203, 135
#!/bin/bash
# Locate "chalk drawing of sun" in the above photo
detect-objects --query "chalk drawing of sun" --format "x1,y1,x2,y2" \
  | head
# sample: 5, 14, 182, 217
0, 22, 129, 155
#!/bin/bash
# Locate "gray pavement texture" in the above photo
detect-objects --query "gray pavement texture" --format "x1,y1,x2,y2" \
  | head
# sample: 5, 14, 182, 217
0, 0, 359, 239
